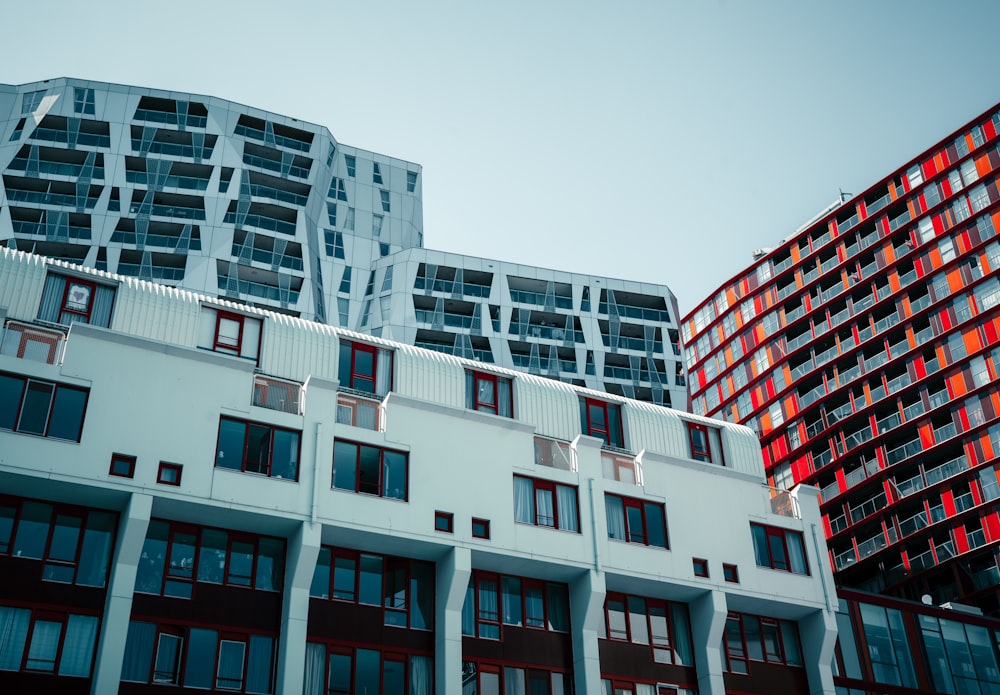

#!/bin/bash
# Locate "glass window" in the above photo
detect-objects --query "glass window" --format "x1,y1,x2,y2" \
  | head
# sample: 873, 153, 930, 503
513, 476, 579, 532
153, 632, 183, 684
580, 398, 624, 448
466, 371, 514, 417
216, 639, 245, 689
184, 628, 218, 688
750, 523, 808, 574
333, 440, 408, 500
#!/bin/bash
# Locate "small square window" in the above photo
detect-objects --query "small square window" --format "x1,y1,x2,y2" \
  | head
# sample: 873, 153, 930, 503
472, 518, 490, 539
157, 462, 182, 486
723, 563, 739, 583
693, 558, 709, 578
434, 511, 454, 533
110, 453, 136, 478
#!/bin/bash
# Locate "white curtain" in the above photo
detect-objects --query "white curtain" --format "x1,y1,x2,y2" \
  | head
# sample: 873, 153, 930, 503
303, 643, 325, 695
498, 379, 513, 417
636, 684, 655, 695
410, 655, 432, 695
0, 606, 30, 671
57, 614, 98, 677
605, 496, 626, 540
216, 640, 245, 689
504, 667, 525, 695
91, 285, 116, 327
535, 489, 554, 527
37, 275, 65, 323
375, 347, 393, 396
556, 485, 578, 532
513, 477, 534, 524
25, 620, 62, 671
788, 534, 808, 574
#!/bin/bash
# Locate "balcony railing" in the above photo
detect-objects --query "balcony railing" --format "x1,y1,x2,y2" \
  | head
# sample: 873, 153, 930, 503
602, 451, 643, 485
0, 321, 65, 365
336, 392, 384, 432
767, 487, 801, 519
252, 375, 302, 414
534, 436, 576, 472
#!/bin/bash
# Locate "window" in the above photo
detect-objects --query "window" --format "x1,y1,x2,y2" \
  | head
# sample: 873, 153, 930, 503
198, 306, 262, 361
304, 644, 432, 695
372, 214, 383, 236
580, 397, 625, 448
110, 453, 136, 478
0, 372, 89, 442
723, 563, 739, 583
513, 476, 579, 532
472, 518, 490, 539
686, 422, 724, 464
329, 177, 347, 201
603, 592, 693, 665
135, 520, 284, 596
37, 273, 116, 327
750, 523, 808, 574
344, 155, 356, 177
723, 612, 803, 674
21, 90, 45, 114
338, 340, 393, 396
693, 558, 709, 578
462, 571, 570, 638
121, 620, 276, 693
310, 547, 434, 630
379, 189, 390, 212
0, 606, 99, 677
373, 162, 383, 184
215, 417, 301, 480
73, 87, 95, 115
605, 494, 668, 548
406, 171, 418, 192
434, 511, 453, 533
157, 462, 182, 486
466, 371, 513, 417
332, 439, 408, 500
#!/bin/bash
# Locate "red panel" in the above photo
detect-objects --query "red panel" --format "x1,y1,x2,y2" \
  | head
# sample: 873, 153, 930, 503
919, 423, 936, 448
922, 159, 937, 179
953, 527, 970, 555
941, 490, 956, 517
984, 512, 1000, 542
792, 455, 811, 482
932, 214, 945, 235
985, 119, 997, 140
834, 466, 846, 492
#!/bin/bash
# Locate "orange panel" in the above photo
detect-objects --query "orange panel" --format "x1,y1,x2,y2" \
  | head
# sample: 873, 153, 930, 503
947, 268, 964, 293
883, 243, 896, 265
992, 210, 1000, 233
919, 423, 936, 448
964, 327, 983, 354
948, 371, 968, 398
929, 247, 943, 269
888, 272, 901, 293
976, 154, 992, 178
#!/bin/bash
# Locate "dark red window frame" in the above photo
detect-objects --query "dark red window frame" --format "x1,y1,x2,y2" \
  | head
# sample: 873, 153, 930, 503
215, 416, 301, 480
605, 493, 668, 548
581, 397, 624, 448
693, 558, 709, 578
465, 569, 571, 639
213, 310, 245, 355
0, 371, 90, 442
723, 563, 739, 583
332, 438, 408, 500
468, 370, 513, 417
110, 453, 136, 478
60, 277, 97, 323
340, 339, 390, 394
472, 518, 490, 540
604, 591, 685, 665
687, 423, 711, 462
434, 511, 453, 533
723, 611, 802, 674
514, 475, 580, 532
751, 523, 809, 575
157, 462, 182, 486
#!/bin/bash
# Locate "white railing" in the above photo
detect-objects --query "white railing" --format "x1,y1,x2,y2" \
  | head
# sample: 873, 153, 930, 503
336, 392, 385, 432
533, 436, 576, 472
252, 375, 302, 415
767, 487, 801, 519
0, 320, 66, 365
601, 451, 643, 485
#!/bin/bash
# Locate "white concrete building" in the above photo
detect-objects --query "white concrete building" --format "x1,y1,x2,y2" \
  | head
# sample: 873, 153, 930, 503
0, 78, 683, 405
0, 248, 836, 694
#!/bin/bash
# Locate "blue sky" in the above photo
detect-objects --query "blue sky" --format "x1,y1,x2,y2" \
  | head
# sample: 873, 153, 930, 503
4, 0, 1000, 313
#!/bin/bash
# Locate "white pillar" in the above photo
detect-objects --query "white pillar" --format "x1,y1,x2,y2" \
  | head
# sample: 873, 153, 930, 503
689, 589, 728, 695
436, 546, 472, 695
570, 569, 605, 695
276, 520, 322, 695
90, 492, 152, 695
799, 608, 838, 695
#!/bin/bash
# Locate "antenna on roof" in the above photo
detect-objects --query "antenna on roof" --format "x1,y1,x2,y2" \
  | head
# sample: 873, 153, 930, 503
839, 188, 853, 203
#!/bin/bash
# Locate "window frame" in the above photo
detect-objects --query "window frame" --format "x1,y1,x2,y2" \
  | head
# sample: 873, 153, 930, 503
605, 493, 668, 549
110, 453, 136, 478
434, 511, 454, 534
467, 370, 514, 417
693, 558, 709, 578
60, 278, 97, 323
580, 397, 625, 449
723, 563, 739, 583
214, 310, 246, 355
214, 416, 301, 480
157, 462, 182, 486
750, 523, 809, 575
332, 439, 409, 501
513, 475, 580, 533
0, 371, 89, 442
339, 339, 392, 396
603, 591, 687, 666
472, 518, 491, 540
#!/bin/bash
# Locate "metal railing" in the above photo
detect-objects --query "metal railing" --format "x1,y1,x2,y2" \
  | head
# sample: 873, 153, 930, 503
0, 321, 65, 365
252, 375, 302, 414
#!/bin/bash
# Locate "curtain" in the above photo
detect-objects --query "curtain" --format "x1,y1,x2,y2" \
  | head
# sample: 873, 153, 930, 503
25, 620, 62, 671
91, 285, 116, 327
502, 577, 522, 626
375, 347, 393, 396
546, 584, 569, 631
462, 584, 476, 636
303, 643, 325, 695
535, 489, 554, 527
504, 667, 525, 695
121, 620, 155, 682
356, 401, 378, 430
216, 640, 246, 689
245, 635, 274, 694
788, 533, 808, 574
556, 486, 578, 532
410, 655, 432, 695
57, 614, 98, 677
465, 372, 475, 409
498, 379, 512, 417
636, 684, 655, 695
605, 496, 626, 540
37, 275, 65, 323
670, 604, 693, 666
513, 477, 534, 524
0, 606, 30, 671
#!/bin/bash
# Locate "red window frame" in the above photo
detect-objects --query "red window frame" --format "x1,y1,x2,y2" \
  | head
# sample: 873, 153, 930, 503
606, 493, 668, 548
687, 423, 711, 462
514, 475, 580, 532
434, 511, 453, 533
692, 558, 709, 578
110, 453, 136, 478
723, 612, 799, 671
213, 310, 245, 355
581, 397, 624, 447
157, 461, 182, 486
603, 592, 682, 665
723, 563, 739, 583
751, 523, 809, 574
468, 370, 513, 417
472, 518, 490, 539
332, 439, 408, 500
22, 610, 69, 673
340, 340, 383, 393
60, 278, 97, 323
475, 572, 501, 639
215, 416, 301, 480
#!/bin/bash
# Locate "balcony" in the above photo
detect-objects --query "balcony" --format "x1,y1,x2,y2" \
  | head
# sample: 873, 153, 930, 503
415, 309, 475, 330
534, 436, 576, 471
414, 276, 491, 299
849, 493, 886, 524
0, 321, 65, 365
897, 510, 928, 538
336, 393, 384, 432
768, 487, 801, 518
252, 375, 302, 415
602, 451, 643, 485
857, 530, 890, 560
834, 546, 858, 571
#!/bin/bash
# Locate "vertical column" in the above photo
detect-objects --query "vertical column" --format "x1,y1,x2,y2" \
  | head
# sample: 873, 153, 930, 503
799, 608, 838, 695
436, 546, 472, 695
90, 492, 152, 695
689, 589, 728, 695
276, 520, 322, 695
569, 569, 605, 695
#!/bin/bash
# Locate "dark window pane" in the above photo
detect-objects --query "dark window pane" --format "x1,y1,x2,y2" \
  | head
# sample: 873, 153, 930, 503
645, 503, 667, 548
607, 597, 628, 639
525, 584, 545, 627
245, 424, 272, 474
18, 380, 53, 435
43, 513, 81, 583
184, 628, 218, 688
13, 500, 52, 559
628, 596, 649, 644
356, 649, 380, 695
359, 553, 382, 605
153, 633, 182, 684
384, 657, 405, 695
0, 374, 25, 430
228, 540, 255, 586
411, 562, 434, 630
216, 419, 246, 470
328, 652, 352, 695
77, 511, 115, 588
768, 532, 789, 570
216, 640, 245, 689
246, 635, 274, 694
271, 429, 299, 480
502, 576, 522, 626
383, 450, 407, 499
358, 445, 380, 495
47, 387, 87, 441
256, 537, 284, 591
626, 505, 645, 544
333, 441, 358, 491
121, 620, 155, 682
197, 529, 227, 584
333, 555, 356, 601
312, 548, 331, 598
546, 584, 569, 631
136, 520, 168, 594
0, 504, 15, 553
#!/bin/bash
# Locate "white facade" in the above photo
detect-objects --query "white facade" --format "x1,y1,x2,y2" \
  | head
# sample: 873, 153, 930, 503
0, 248, 836, 694
0, 78, 681, 404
